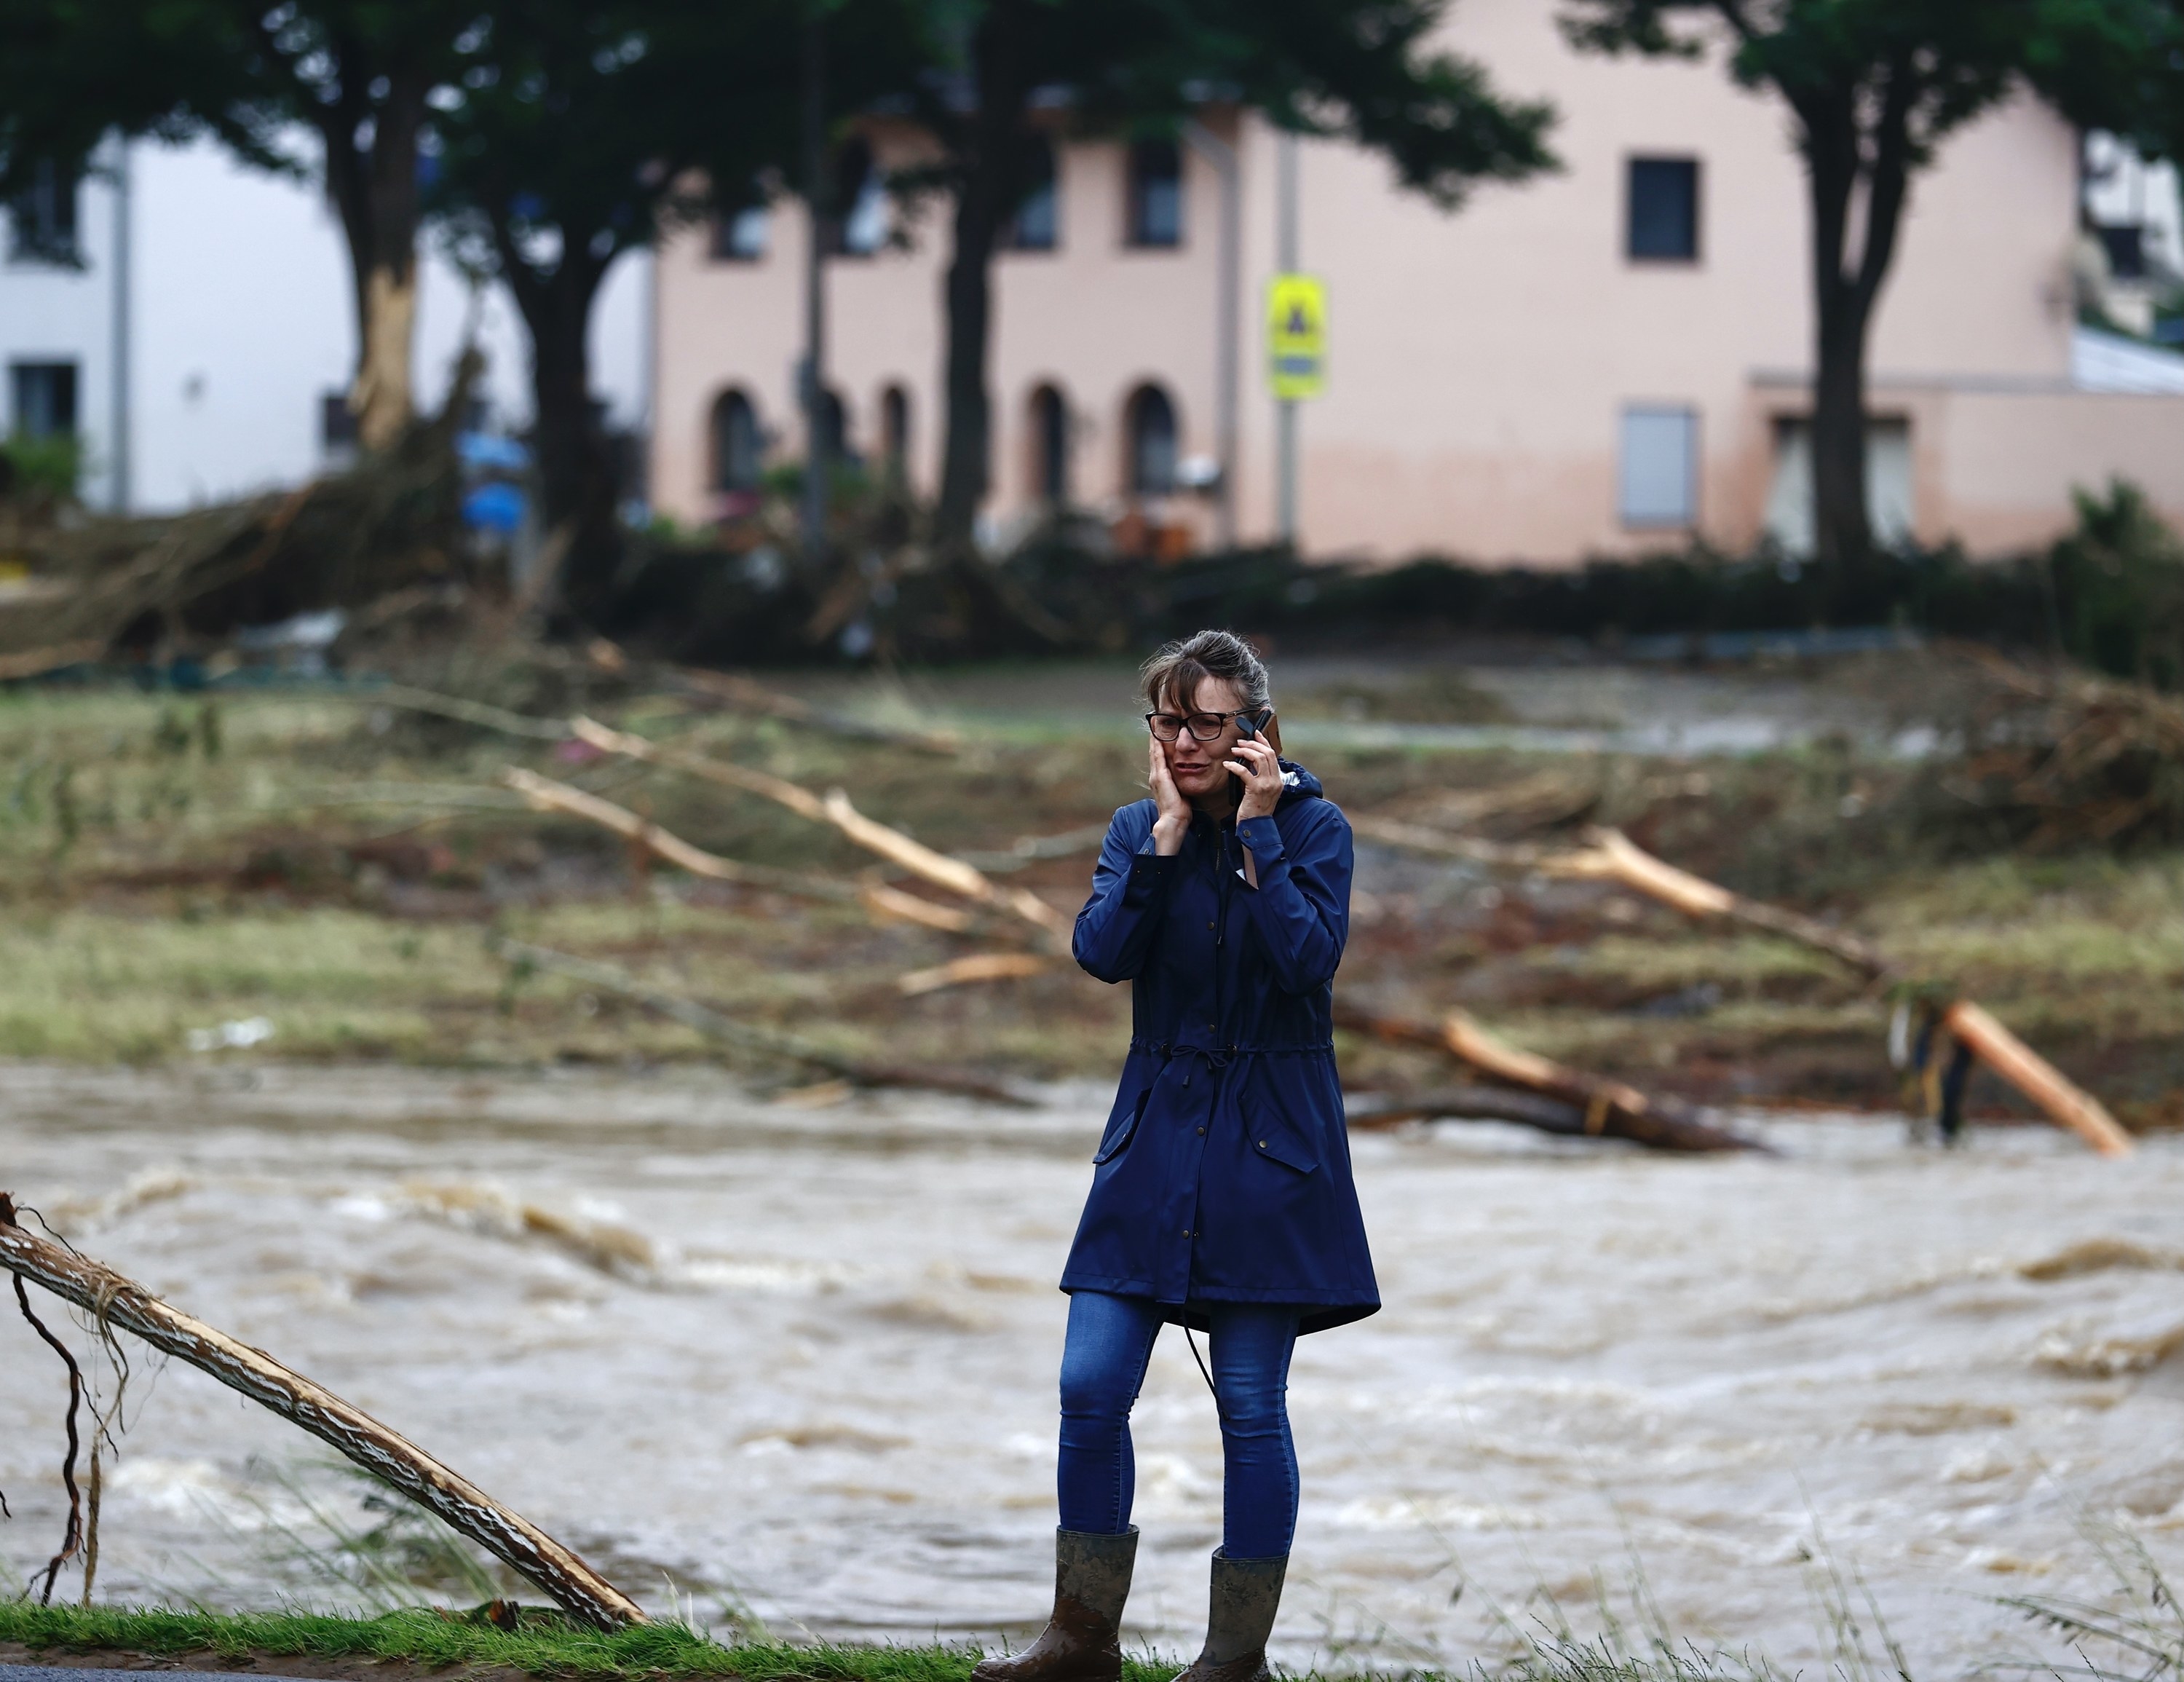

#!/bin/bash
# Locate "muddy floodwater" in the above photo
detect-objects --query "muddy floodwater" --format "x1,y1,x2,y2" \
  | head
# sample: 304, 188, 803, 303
3, 1062, 2181, 1675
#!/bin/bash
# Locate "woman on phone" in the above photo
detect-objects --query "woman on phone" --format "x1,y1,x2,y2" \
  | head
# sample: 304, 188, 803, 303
976, 630, 1375, 1682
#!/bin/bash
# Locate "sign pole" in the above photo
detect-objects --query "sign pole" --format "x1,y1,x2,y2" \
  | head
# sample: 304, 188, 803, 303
1275, 132, 1298, 546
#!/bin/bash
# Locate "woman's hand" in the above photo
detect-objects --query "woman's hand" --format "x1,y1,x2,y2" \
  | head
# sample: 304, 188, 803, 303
1148, 736, 1191, 854
1227, 737, 1284, 823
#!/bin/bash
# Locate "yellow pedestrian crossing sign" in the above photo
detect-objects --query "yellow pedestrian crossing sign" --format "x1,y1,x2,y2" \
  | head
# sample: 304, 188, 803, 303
1266, 274, 1326, 400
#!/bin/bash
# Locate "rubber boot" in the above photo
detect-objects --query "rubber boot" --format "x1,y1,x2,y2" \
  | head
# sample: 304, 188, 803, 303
972, 1527, 1140, 1682
1171, 1549, 1287, 1682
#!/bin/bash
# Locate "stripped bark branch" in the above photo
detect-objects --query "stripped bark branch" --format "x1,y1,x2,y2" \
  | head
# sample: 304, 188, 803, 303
502, 768, 979, 935
0, 1194, 644, 1628
1332, 1001, 1766, 1154
491, 937, 1037, 1107
897, 952, 1051, 996
569, 717, 1069, 944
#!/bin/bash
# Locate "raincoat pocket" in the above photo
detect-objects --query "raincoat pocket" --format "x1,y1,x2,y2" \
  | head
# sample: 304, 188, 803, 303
1247, 1124, 1319, 1175
1093, 1086, 1152, 1164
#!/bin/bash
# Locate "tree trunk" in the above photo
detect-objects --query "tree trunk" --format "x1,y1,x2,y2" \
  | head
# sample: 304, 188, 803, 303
933, 7, 1028, 555
1800, 67, 1916, 569
511, 246, 618, 611
322, 69, 427, 454
1810, 274, 1872, 568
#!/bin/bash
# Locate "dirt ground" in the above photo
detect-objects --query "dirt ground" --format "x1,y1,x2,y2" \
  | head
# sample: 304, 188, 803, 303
0, 647, 2177, 1128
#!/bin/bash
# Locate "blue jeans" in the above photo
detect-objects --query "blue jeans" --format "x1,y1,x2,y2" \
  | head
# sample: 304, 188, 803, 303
1056, 1290, 1301, 1557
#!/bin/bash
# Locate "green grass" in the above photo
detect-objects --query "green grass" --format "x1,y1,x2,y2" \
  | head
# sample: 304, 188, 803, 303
0, 1601, 1004, 1680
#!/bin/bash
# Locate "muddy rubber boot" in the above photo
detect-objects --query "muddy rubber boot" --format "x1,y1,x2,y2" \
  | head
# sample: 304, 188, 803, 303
1171, 1549, 1287, 1682
972, 1526, 1140, 1682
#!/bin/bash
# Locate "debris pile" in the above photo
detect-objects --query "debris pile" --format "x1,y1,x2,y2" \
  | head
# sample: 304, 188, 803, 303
1922, 648, 2184, 852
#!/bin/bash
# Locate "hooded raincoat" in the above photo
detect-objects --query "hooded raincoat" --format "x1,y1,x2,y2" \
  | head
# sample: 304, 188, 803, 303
1061, 759, 1377, 1335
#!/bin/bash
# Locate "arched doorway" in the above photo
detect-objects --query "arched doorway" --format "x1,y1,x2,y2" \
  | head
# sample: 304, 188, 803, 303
711, 389, 762, 494
879, 384, 911, 483
1028, 384, 1069, 505
1123, 384, 1177, 497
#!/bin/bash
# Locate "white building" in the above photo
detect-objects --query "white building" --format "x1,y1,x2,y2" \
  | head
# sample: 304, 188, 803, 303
1, 133, 651, 514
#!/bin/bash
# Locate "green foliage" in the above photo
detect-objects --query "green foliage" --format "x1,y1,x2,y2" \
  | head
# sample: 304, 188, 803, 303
0, 429, 82, 508
2049, 480, 2184, 690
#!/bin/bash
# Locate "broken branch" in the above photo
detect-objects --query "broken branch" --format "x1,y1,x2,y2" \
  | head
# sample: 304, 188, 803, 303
1548, 827, 1894, 978
501, 767, 978, 935
1332, 1001, 1765, 1153
897, 952, 1051, 997
0, 1194, 644, 1628
491, 937, 1037, 1107
569, 717, 1069, 944
1342, 1084, 1599, 1134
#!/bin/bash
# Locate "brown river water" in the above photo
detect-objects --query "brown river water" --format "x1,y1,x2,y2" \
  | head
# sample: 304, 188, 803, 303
3, 1062, 2181, 1675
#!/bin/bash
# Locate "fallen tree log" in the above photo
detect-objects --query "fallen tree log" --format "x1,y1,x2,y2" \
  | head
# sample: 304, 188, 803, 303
491, 936, 1038, 1107
502, 768, 980, 936
1359, 811, 2133, 1157
1551, 828, 2131, 1157
568, 716, 1069, 944
0, 1193, 644, 1628
1332, 1000, 1766, 1153
1342, 1084, 1599, 1134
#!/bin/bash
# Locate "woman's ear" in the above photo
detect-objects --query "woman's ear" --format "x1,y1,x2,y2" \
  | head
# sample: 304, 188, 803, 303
1262, 712, 1283, 757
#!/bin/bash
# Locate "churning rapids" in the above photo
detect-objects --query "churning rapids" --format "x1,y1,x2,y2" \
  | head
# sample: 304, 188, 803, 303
3, 1062, 2181, 1675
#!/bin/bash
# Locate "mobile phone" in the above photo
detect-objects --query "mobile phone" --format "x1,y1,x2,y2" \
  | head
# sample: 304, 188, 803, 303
1228, 711, 1273, 801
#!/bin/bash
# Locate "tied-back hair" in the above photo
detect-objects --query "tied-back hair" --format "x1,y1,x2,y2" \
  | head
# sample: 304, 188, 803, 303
1140, 629, 1272, 715
1140, 630, 1282, 756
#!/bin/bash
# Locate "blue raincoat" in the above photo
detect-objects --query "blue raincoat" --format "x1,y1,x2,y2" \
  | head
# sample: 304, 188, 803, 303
1061, 759, 1378, 1335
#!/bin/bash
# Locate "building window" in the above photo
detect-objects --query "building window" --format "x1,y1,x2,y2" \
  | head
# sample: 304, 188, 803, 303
9, 361, 78, 440
7, 159, 81, 264
1029, 384, 1069, 503
1125, 384, 1177, 495
711, 204, 770, 262
879, 384, 911, 482
1763, 416, 1913, 556
711, 390, 763, 493
320, 391, 360, 458
1627, 157, 1699, 263
828, 139, 887, 258
1008, 138, 1059, 251
1126, 139, 1182, 249
1618, 405, 1698, 528
2094, 222, 2147, 281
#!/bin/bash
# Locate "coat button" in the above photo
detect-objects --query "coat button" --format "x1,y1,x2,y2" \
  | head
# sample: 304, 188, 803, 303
1258, 1140, 1268, 1149
1183, 1228, 1192, 1238
1197, 1126, 1206, 1136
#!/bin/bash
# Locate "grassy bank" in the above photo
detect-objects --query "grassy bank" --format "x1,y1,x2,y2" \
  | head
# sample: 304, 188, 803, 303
1, 667, 2179, 1121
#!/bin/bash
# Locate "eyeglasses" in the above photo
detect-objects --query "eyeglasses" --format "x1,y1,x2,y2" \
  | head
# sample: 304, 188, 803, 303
1146, 711, 1238, 743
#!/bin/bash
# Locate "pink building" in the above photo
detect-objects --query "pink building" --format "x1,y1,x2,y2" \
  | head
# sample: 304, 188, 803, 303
649, 0, 2184, 563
